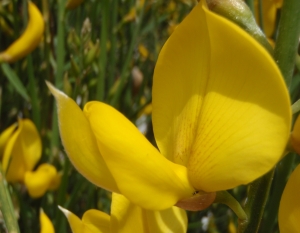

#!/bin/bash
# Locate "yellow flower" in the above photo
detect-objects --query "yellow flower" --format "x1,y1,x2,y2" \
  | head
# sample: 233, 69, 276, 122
0, 119, 60, 198
48, 1, 290, 211
0, 1, 44, 63
278, 165, 300, 233
59, 193, 187, 233
40, 209, 55, 233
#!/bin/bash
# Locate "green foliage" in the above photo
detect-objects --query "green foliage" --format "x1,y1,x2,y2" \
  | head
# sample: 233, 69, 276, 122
0, 0, 300, 232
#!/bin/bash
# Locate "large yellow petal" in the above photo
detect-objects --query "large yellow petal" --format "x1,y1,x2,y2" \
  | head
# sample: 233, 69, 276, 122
24, 163, 58, 198
152, 2, 291, 192
84, 102, 194, 210
40, 209, 55, 233
46, 82, 119, 193
59, 206, 110, 233
2, 119, 41, 182
278, 165, 300, 233
110, 193, 188, 233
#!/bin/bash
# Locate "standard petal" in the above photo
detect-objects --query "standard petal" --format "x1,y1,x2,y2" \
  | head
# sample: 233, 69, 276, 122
278, 165, 300, 233
152, 2, 291, 192
110, 193, 188, 233
84, 102, 194, 210
2, 119, 41, 182
46, 82, 119, 193
40, 209, 55, 233
24, 163, 57, 198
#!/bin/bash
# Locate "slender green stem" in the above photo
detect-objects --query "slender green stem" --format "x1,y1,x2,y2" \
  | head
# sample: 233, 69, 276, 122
96, 0, 109, 101
214, 191, 247, 222
51, 0, 67, 153
274, 0, 300, 89
27, 55, 41, 131
0, 169, 20, 233
238, 170, 274, 233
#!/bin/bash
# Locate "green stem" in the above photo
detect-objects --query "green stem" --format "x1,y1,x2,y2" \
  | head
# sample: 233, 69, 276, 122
214, 191, 247, 222
0, 169, 20, 233
274, 0, 300, 89
27, 55, 41, 131
96, 0, 109, 101
238, 170, 274, 233
51, 0, 67, 153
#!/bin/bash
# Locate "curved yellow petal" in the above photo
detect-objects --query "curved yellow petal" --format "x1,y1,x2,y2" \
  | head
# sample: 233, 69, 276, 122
59, 206, 84, 233
2, 119, 41, 182
279, 165, 300, 233
46, 81, 119, 193
84, 102, 194, 210
40, 209, 55, 233
0, 1, 44, 63
0, 123, 17, 158
110, 193, 187, 233
24, 164, 57, 198
152, 2, 291, 192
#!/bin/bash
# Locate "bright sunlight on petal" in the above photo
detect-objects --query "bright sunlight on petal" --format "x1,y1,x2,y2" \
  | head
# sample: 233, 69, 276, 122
152, 1, 291, 192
